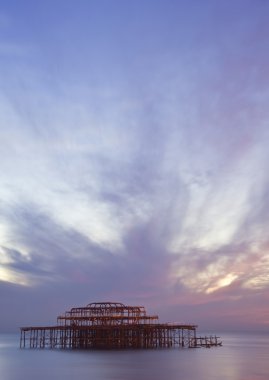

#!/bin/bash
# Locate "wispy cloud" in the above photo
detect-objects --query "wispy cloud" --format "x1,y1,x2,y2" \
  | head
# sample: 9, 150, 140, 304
1, 0, 269, 331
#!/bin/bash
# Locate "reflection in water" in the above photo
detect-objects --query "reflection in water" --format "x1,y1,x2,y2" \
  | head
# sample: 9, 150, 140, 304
0, 333, 269, 380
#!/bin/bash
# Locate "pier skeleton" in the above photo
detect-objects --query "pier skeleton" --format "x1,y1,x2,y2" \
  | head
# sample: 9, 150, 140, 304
20, 302, 222, 349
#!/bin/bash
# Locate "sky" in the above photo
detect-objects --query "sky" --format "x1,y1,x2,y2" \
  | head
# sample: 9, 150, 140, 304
0, 0, 269, 333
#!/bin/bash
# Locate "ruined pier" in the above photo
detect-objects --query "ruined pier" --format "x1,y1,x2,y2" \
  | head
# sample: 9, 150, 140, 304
20, 302, 222, 349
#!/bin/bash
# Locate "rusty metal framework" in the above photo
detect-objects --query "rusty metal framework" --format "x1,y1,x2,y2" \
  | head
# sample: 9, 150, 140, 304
57, 302, 157, 327
20, 302, 222, 349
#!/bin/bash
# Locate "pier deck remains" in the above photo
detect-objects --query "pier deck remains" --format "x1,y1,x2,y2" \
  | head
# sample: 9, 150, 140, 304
20, 302, 222, 349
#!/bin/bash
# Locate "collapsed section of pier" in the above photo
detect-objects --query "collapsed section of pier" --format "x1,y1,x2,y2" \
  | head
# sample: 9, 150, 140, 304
20, 302, 222, 349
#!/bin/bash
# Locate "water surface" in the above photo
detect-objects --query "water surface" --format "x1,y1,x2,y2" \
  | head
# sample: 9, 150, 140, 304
1, 333, 268, 380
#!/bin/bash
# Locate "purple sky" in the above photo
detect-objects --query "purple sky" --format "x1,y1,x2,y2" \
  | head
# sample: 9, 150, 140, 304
1, 0, 269, 333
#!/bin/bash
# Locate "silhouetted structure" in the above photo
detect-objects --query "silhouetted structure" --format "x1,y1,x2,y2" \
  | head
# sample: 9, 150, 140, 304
20, 302, 222, 349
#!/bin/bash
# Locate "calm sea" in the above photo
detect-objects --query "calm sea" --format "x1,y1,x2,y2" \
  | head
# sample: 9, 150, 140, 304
0, 332, 268, 380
